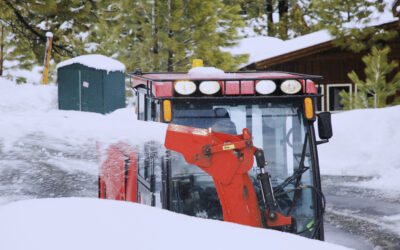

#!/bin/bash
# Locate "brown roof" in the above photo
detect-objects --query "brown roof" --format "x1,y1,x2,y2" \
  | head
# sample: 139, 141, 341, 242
242, 21, 399, 70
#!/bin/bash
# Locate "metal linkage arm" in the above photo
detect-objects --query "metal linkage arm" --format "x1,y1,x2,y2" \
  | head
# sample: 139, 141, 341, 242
165, 124, 263, 227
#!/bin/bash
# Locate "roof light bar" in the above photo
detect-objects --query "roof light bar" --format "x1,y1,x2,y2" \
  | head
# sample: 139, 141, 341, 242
281, 80, 302, 94
199, 81, 220, 95
255, 80, 276, 95
174, 80, 196, 95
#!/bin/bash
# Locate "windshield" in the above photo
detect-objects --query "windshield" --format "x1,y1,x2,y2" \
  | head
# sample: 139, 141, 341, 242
169, 99, 316, 236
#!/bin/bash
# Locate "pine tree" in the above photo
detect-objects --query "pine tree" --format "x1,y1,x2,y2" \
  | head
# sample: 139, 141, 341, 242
109, 0, 247, 72
0, 0, 114, 82
340, 46, 400, 109
311, 0, 397, 52
237, 0, 315, 39
0, 0, 101, 63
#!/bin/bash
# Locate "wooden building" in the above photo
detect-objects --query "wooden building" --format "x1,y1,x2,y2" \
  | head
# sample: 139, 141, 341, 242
241, 20, 400, 112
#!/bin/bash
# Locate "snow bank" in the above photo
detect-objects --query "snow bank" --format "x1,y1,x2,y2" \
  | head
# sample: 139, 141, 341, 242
0, 80, 166, 152
0, 198, 349, 250
56, 54, 126, 73
2, 61, 43, 84
318, 106, 400, 191
0, 106, 167, 153
0, 79, 57, 112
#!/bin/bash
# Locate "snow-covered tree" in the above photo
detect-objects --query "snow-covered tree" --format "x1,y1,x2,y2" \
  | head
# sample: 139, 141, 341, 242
0, 0, 102, 63
106, 0, 247, 72
340, 46, 400, 109
238, 0, 396, 49
238, 0, 314, 39
311, 0, 397, 52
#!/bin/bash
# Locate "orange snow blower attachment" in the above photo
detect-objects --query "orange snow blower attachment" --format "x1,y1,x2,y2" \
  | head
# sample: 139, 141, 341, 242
164, 124, 293, 229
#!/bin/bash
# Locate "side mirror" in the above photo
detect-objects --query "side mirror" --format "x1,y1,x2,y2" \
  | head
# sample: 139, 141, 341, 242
317, 112, 333, 140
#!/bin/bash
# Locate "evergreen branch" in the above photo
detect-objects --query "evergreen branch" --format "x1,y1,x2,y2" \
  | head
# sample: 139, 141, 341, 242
1, 0, 73, 55
1, 0, 46, 42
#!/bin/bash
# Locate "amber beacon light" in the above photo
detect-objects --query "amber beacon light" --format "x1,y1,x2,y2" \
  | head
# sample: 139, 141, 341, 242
163, 100, 172, 122
304, 97, 314, 120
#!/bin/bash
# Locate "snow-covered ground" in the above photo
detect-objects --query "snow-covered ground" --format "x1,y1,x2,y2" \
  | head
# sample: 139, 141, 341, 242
0, 78, 167, 153
1, 76, 399, 249
318, 106, 400, 193
0, 198, 348, 250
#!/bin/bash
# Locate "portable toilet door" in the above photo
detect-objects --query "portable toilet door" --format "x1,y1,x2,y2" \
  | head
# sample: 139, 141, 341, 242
79, 67, 104, 113
57, 54, 126, 114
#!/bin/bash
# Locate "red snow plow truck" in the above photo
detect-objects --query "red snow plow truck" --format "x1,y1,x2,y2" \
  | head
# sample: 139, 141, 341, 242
99, 61, 333, 240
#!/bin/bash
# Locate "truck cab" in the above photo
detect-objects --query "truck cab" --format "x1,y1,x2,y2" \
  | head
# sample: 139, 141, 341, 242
99, 65, 332, 240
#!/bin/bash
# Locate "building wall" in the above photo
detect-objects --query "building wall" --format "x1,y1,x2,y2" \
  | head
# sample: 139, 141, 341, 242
252, 25, 400, 111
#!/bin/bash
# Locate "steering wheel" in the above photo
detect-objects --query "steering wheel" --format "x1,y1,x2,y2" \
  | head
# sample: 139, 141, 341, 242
285, 128, 293, 148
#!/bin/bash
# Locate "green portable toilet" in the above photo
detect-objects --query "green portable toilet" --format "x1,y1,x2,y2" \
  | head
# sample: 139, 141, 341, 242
57, 54, 126, 114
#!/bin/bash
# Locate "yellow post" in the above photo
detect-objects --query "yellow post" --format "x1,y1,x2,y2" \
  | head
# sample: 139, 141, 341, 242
42, 32, 53, 85
192, 59, 203, 68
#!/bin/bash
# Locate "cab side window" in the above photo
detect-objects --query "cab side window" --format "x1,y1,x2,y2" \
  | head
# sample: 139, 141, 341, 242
146, 99, 152, 121
138, 91, 146, 120
138, 89, 157, 121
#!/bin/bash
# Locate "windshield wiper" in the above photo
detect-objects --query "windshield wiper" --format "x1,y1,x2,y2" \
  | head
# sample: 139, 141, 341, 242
274, 132, 309, 192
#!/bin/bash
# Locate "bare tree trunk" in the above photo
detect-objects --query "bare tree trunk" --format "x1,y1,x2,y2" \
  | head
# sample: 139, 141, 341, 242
167, 49, 173, 72
266, 0, 273, 36
278, 0, 288, 17
150, 0, 158, 71
167, 0, 173, 72
0, 25, 4, 76
266, 0, 273, 23
278, 0, 289, 38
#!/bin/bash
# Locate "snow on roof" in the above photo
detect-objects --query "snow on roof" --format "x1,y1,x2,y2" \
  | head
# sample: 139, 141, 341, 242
188, 66, 225, 76
224, 30, 333, 68
56, 54, 126, 73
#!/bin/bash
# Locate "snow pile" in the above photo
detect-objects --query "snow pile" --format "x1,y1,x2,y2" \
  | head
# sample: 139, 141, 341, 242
56, 54, 126, 73
318, 105, 400, 191
0, 198, 349, 250
2, 61, 43, 84
188, 66, 225, 76
0, 79, 166, 153
0, 79, 57, 113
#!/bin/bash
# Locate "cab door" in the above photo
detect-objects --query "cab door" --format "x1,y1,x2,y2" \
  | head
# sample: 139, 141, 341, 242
136, 90, 161, 206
